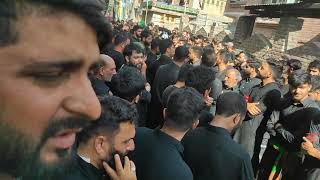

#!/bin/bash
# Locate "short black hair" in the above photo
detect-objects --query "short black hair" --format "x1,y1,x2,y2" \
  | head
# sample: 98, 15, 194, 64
0, 0, 112, 49
190, 46, 204, 59
288, 70, 311, 88
308, 60, 320, 70
185, 66, 215, 94
114, 32, 130, 46
141, 30, 152, 39
311, 76, 320, 92
132, 25, 143, 32
266, 59, 283, 81
159, 39, 173, 54
215, 92, 247, 118
111, 66, 146, 102
151, 38, 160, 50
123, 43, 144, 57
247, 59, 261, 71
77, 96, 138, 145
177, 64, 193, 82
165, 87, 205, 132
218, 50, 232, 64
174, 46, 189, 62
201, 48, 216, 67
287, 59, 302, 71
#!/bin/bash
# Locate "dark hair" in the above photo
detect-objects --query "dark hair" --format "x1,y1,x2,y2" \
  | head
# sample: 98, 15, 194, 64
308, 60, 320, 70
185, 66, 215, 94
287, 59, 302, 71
311, 76, 320, 92
266, 59, 283, 81
215, 92, 247, 118
151, 38, 160, 50
111, 66, 146, 102
177, 64, 193, 82
77, 96, 138, 145
141, 30, 152, 39
174, 46, 189, 62
201, 48, 216, 67
159, 39, 173, 54
190, 46, 204, 59
123, 43, 144, 57
0, 0, 112, 49
247, 59, 261, 71
218, 50, 232, 64
165, 87, 205, 132
288, 70, 311, 88
132, 25, 143, 32
114, 32, 130, 46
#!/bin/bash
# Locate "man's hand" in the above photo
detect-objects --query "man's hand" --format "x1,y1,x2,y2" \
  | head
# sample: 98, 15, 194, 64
103, 154, 137, 180
247, 102, 261, 116
145, 83, 151, 92
301, 137, 320, 159
204, 90, 213, 107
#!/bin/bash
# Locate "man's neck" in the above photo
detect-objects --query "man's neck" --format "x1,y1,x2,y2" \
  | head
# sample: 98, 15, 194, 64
151, 49, 157, 54
262, 77, 275, 86
114, 46, 122, 53
175, 81, 185, 88
163, 53, 171, 59
209, 116, 232, 133
249, 72, 257, 79
160, 126, 186, 141
218, 63, 226, 72
173, 60, 184, 67
77, 145, 101, 170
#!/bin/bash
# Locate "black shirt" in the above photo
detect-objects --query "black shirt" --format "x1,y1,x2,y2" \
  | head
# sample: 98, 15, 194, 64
90, 77, 110, 97
239, 77, 261, 97
62, 154, 108, 180
148, 55, 172, 86
130, 128, 193, 180
106, 49, 125, 71
182, 125, 254, 180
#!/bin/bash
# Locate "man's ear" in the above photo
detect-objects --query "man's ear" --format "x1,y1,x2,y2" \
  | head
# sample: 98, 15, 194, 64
94, 136, 108, 156
133, 95, 140, 104
99, 67, 104, 76
192, 120, 199, 130
163, 108, 167, 120
232, 113, 241, 125
125, 56, 130, 64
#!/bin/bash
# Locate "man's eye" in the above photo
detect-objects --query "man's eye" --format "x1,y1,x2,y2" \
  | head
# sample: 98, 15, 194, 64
32, 71, 70, 84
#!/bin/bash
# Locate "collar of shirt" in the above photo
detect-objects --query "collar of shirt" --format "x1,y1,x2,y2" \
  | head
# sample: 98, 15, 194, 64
225, 85, 239, 91
206, 125, 231, 139
292, 97, 315, 107
154, 129, 184, 154
75, 154, 107, 179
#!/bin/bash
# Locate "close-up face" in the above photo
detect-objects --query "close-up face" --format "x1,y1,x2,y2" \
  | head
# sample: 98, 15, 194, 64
243, 64, 253, 75
290, 83, 312, 102
189, 49, 195, 60
143, 35, 153, 46
168, 45, 176, 58
102, 59, 117, 82
135, 29, 143, 37
0, 13, 101, 176
258, 62, 271, 79
309, 67, 320, 76
127, 51, 144, 69
224, 70, 239, 88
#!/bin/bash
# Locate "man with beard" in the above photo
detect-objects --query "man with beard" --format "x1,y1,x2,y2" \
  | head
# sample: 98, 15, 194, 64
89, 54, 116, 97
130, 87, 205, 180
131, 25, 143, 43
239, 60, 262, 97
234, 59, 282, 174
188, 46, 203, 66
64, 96, 137, 180
258, 70, 320, 180
182, 92, 254, 180
308, 60, 320, 76
222, 68, 242, 94
141, 30, 153, 53
0, 0, 117, 179
122, 43, 147, 77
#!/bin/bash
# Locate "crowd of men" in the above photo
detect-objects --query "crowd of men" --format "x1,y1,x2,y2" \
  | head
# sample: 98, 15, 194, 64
0, 0, 320, 180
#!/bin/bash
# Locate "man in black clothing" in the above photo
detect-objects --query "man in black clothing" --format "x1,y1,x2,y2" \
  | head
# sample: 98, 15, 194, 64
141, 30, 153, 53
64, 96, 137, 180
222, 68, 242, 94
182, 92, 254, 180
189, 46, 203, 66
239, 59, 261, 97
258, 71, 320, 180
90, 55, 116, 97
149, 46, 189, 128
130, 87, 205, 180
123, 43, 147, 77
146, 38, 160, 68
111, 66, 150, 127
106, 32, 130, 71
148, 39, 175, 86
234, 59, 282, 172
131, 25, 143, 43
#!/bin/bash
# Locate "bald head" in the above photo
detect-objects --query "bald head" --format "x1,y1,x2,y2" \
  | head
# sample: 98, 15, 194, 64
224, 68, 242, 89
100, 54, 116, 82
